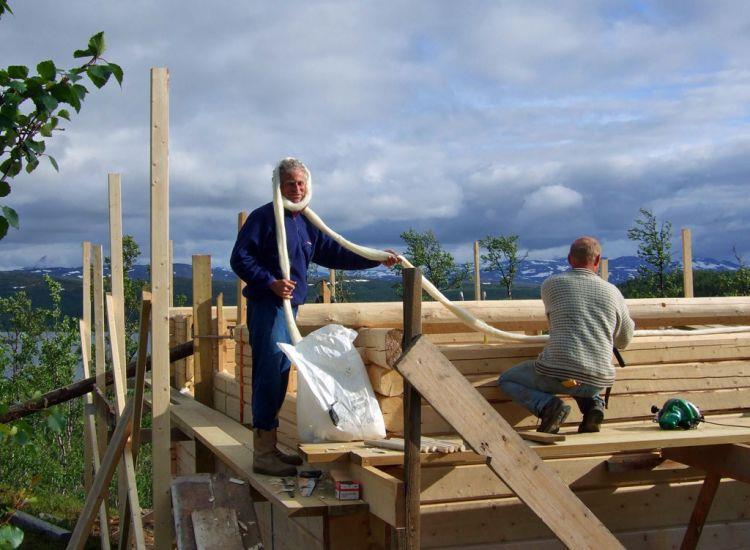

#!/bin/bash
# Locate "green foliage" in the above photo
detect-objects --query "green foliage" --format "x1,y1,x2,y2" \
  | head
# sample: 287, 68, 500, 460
626, 208, 680, 297
0, 30, 123, 239
0, 524, 23, 549
479, 234, 527, 299
394, 228, 469, 298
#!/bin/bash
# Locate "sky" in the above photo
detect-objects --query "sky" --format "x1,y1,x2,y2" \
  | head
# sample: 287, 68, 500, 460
1, 0, 750, 269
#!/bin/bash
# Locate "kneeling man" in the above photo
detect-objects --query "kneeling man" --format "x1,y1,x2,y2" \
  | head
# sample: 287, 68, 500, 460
499, 236, 634, 434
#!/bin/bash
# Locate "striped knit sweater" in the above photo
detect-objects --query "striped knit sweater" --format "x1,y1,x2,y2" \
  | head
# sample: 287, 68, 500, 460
536, 268, 634, 388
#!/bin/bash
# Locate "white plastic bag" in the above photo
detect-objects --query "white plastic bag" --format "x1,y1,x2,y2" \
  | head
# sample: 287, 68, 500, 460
278, 324, 386, 443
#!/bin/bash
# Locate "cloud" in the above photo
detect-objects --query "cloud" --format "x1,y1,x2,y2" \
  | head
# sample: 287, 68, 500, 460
1, 1, 750, 269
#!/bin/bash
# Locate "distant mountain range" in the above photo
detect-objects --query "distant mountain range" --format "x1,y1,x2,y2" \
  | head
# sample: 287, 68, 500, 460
3, 256, 740, 288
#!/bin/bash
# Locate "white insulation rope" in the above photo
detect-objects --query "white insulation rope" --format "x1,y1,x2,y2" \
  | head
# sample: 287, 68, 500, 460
272, 160, 750, 345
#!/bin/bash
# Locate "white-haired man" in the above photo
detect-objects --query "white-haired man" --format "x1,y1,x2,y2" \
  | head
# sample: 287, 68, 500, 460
499, 236, 634, 434
231, 158, 399, 476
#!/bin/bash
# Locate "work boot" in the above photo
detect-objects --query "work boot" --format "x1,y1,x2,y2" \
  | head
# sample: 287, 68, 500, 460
538, 398, 571, 434
578, 408, 604, 433
253, 429, 297, 477
271, 429, 303, 466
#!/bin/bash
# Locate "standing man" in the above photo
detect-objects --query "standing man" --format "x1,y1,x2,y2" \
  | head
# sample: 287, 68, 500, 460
231, 158, 399, 476
498, 237, 634, 434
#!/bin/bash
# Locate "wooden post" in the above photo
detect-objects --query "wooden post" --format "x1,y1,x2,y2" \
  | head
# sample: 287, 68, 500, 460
600, 258, 609, 282
321, 280, 331, 304
329, 270, 336, 302
474, 241, 481, 300
108, 173, 126, 372
680, 473, 721, 550
216, 292, 226, 371
67, 401, 135, 550
402, 268, 422, 549
150, 66, 172, 549
106, 294, 146, 550
682, 228, 694, 298
236, 211, 248, 326
79, 320, 111, 550
193, 254, 215, 473
92, 246, 109, 470
81, 242, 93, 493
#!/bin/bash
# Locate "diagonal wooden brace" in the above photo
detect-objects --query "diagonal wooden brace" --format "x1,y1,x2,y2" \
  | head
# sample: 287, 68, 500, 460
394, 335, 623, 550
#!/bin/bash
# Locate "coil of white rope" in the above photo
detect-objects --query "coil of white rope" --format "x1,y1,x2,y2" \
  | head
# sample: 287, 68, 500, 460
271, 159, 750, 345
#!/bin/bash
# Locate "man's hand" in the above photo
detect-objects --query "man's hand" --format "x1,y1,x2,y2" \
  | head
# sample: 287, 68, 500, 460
270, 278, 296, 299
381, 249, 401, 268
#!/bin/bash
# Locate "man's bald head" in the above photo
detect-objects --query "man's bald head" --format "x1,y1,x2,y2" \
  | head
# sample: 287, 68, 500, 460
568, 236, 602, 270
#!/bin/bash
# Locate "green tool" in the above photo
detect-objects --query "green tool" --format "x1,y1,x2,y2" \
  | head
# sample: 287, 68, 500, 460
651, 398, 704, 430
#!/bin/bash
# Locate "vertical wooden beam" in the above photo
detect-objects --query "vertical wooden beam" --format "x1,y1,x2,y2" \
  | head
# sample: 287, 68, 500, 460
600, 258, 609, 282
682, 228, 694, 298
92, 245, 109, 469
402, 268, 422, 550
680, 473, 721, 550
322, 280, 331, 304
236, 211, 248, 326
329, 269, 337, 302
67, 401, 134, 550
216, 292, 226, 371
106, 294, 146, 550
79, 320, 111, 550
150, 66, 172, 549
108, 173, 126, 371
473, 241, 481, 300
193, 254, 215, 473
81, 242, 93, 493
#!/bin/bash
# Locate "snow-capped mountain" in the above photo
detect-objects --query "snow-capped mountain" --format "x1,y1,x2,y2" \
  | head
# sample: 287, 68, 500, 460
4, 256, 741, 286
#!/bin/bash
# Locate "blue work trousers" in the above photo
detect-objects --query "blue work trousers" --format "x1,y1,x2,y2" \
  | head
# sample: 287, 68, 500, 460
498, 360, 605, 417
247, 298, 297, 431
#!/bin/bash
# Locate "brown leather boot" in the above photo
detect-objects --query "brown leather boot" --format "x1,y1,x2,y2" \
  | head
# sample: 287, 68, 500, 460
253, 428, 297, 477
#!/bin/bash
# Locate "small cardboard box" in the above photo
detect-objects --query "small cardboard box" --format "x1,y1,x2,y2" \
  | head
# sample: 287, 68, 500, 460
330, 469, 361, 500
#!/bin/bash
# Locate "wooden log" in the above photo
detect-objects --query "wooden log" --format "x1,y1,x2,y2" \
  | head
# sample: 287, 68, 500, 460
81, 242, 94, 494
367, 364, 404, 397
419, 479, 750, 548
92, 245, 108, 475
108, 174, 127, 377
149, 66, 171, 549
283, 297, 750, 334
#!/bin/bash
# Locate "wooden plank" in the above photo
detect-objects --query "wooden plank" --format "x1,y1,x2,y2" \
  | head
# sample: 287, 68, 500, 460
81, 242, 94, 494
473, 241, 481, 301
68, 400, 134, 550
150, 386, 367, 518
681, 473, 720, 550
349, 463, 404, 528
236, 211, 248, 326
106, 294, 146, 550
600, 258, 609, 282
169, 239, 174, 308
92, 245, 109, 494
192, 254, 214, 473
131, 293, 152, 459
108, 173, 126, 377
171, 473, 262, 550
395, 336, 623, 549
79, 320, 111, 550
683, 228, 694, 299
150, 65, 172, 550
402, 268, 422, 550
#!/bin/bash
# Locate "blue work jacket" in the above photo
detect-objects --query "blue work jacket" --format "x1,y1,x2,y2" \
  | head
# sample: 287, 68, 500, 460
230, 202, 380, 306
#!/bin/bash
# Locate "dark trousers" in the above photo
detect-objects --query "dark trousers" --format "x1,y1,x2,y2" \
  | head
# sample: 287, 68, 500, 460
247, 299, 297, 430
